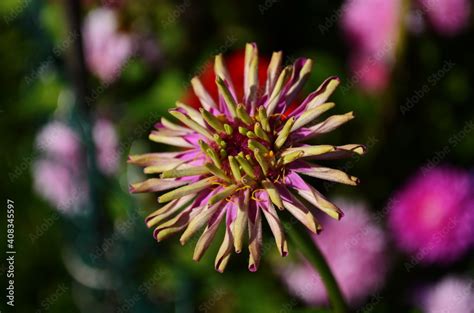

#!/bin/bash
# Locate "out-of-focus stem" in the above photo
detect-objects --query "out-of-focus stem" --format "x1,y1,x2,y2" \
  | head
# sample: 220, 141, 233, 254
287, 223, 349, 313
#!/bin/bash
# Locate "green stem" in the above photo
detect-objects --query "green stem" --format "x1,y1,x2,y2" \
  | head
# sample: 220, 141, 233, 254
286, 223, 349, 313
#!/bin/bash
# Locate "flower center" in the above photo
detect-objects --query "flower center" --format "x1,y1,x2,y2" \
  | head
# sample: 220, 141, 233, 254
202, 111, 286, 187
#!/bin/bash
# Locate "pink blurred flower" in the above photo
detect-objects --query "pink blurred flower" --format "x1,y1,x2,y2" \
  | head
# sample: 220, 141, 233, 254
419, 0, 471, 36
281, 198, 389, 306
36, 121, 81, 162
33, 119, 119, 213
420, 276, 474, 313
93, 118, 119, 175
350, 55, 391, 94
83, 8, 134, 83
33, 159, 87, 214
341, 0, 402, 93
389, 166, 474, 264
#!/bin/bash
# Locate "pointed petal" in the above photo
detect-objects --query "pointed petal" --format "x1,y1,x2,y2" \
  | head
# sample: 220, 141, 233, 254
158, 177, 215, 203
244, 43, 259, 108
129, 178, 188, 193
265, 51, 283, 96
176, 101, 206, 126
161, 117, 193, 133
285, 58, 313, 105
266, 66, 292, 116
257, 191, 288, 256
289, 76, 340, 118
291, 102, 335, 132
294, 185, 343, 220
214, 54, 235, 91
285, 172, 343, 220
153, 204, 200, 241
170, 110, 213, 140
305, 112, 354, 137
216, 77, 238, 118
145, 195, 194, 228
149, 131, 194, 148
279, 186, 322, 233
309, 144, 367, 160
193, 208, 226, 261
291, 161, 359, 186
180, 199, 224, 244
191, 77, 217, 110
248, 206, 262, 272
233, 190, 249, 253
160, 166, 210, 178
262, 179, 284, 209
215, 210, 235, 273
281, 145, 336, 164
128, 152, 181, 167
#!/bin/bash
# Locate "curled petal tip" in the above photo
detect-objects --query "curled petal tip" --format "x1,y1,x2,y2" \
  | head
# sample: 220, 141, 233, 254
248, 264, 258, 272
153, 228, 160, 241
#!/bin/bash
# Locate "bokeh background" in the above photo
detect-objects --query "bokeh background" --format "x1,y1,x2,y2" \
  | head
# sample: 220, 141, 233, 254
1, 0, 473, 312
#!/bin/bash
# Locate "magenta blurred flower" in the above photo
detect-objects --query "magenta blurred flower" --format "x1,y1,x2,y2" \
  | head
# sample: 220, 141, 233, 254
350, 55, 391, 94
83, 8, 134, 83
129, 43, 365, 272
389, 166, 474, 264
280, 198, 389, 306
33, 119, 119, 213
419, 0, 471, 36
420, 276, 474, 313
341, 0, 401, 93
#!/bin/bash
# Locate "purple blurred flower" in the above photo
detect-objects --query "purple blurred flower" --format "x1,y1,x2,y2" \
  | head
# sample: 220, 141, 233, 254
419, 0, 471, 36
389, 166, 474, 264
129, 43, 365, 272
33, 119, 119, 213
93, 118, 119, 175
341, 0, 401, 93
420, 276, 474, 313
280, 198, 389, 306
83, 8, 134, 83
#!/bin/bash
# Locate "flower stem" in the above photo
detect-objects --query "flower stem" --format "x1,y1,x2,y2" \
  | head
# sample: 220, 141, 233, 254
286, 223, 349, 313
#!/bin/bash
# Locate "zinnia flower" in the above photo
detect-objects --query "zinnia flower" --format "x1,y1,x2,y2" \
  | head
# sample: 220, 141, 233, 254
129, 43, 365, 272
280, 198, 389, 306
419, 276, 474, 313
389, 166, 474, 265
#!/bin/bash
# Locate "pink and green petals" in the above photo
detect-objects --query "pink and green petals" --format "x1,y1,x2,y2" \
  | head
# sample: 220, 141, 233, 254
248, 204, 262, 272
130, 43, 364, 272
256, 190, 288, 257
244, 43, 259, 108
233, 189, 249, 253
291, 161, 360, 186
278, 186, 322, 234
